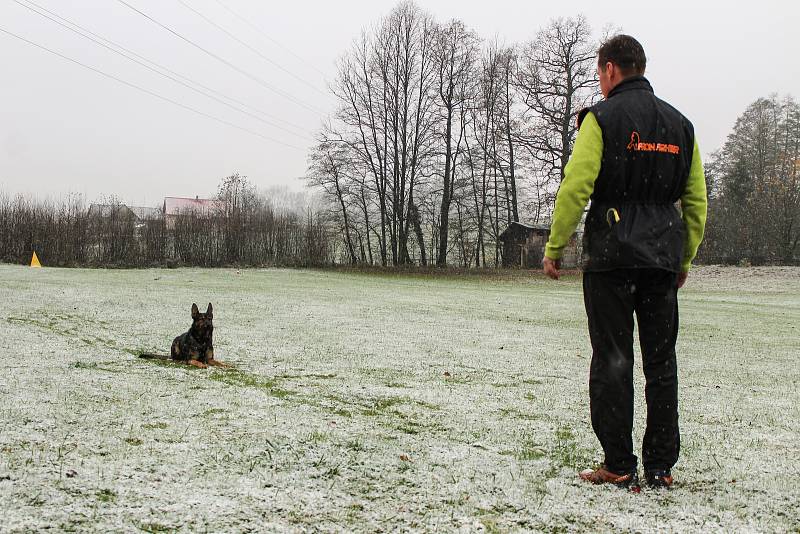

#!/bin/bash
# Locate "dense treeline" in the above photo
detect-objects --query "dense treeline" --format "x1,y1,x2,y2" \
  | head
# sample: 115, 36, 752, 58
307, 1, 799, 267
307, 2, 599, 267
0, 175, 334, 268
698, 95, 800, 265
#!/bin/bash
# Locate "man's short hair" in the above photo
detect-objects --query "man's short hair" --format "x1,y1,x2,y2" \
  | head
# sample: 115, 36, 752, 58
598, 35, 646, 77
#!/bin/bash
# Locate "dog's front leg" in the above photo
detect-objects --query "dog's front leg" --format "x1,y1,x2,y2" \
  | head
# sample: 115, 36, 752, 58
205, 347, 229, 367
187, 359, 208, 369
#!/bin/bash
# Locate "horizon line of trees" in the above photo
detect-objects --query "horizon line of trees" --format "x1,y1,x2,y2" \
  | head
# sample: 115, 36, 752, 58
1, 4, 797, 269
2, 89, 797, 270
0, 174, 335, 268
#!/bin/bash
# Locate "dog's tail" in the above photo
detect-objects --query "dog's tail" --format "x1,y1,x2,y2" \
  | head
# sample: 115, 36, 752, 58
138, 353, 171, 361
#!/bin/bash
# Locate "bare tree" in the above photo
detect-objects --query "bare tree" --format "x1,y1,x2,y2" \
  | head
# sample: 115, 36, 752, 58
307, 137, 359, 264
325, 2, 437, 266
515, 16, 599, 218
216, 172, 259, 264
432, 20, 478, 266
309, 9, 614, 269
704, 94, 800, 264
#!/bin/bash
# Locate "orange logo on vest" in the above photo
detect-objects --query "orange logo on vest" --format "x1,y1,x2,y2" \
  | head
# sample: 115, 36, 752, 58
626, 131, 680, 155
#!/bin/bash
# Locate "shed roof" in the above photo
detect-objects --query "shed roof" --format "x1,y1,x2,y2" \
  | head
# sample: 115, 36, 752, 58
498, 221, 551, 241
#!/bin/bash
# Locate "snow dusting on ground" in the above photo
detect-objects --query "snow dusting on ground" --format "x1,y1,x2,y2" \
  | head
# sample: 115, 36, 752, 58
0, 264, 798, 532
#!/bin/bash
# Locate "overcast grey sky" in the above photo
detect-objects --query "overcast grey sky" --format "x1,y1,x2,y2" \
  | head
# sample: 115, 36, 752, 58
1, 0, 797, 207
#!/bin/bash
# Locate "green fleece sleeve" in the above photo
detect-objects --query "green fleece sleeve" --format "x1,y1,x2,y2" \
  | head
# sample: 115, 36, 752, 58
680, 139, 708, 272
545, 112, 603, 260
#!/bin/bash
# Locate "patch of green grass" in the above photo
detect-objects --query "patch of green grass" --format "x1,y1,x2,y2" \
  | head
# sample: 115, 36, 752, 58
9, 313, 125, 353
287, 509, 308, 525
142, 422, 168, 430
209, 369, 294, 399
414, 399, 440, 411
345, 439, 365, 452
202, 408, 225, 417
7, 316, 45, 328
498, 407, 539, 421
358, 395, 438, 418
516, 436, 547, 461
479, 515, 503, 534
96, 488, 117, 502
306, 431, 328, 444
210, 369, 273, 388
552, 426, 592, 470
522, 378, 543, 386
374, 396, 405, 411
26, 492, 46, 507
345, 502, 365, 523
124, 437, 143, 446
137, 522, 173, 533
322, 465, 340, 478
359, 396, 406, 417
270, 388, 294, 399
358, 366, 413, 384
396, 420, 424, 435
444, 374, 472, 385
277, 373, 337, 380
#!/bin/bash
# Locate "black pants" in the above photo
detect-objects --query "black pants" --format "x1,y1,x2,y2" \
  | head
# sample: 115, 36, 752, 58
583, 268, 680, 474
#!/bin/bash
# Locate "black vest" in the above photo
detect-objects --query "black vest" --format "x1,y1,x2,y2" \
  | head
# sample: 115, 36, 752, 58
583, 76, 694, 272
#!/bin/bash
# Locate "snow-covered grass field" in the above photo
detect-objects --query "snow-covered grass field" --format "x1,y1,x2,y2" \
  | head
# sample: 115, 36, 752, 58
0, 264, 798, 533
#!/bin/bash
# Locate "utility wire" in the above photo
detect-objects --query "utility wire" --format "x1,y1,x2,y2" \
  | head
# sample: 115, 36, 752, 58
114, 0, 326, 116
12, 0, 313, 142
212, 0, 329, 80
176, 0, 328, 98
0, 26, 306, 151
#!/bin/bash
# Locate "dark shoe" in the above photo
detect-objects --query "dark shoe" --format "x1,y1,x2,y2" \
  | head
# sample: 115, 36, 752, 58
579, 465, 639, 489
645, 469, 674, 489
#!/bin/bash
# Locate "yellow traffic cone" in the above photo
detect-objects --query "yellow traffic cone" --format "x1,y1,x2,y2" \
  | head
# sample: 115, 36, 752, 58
30, 251, 41, 268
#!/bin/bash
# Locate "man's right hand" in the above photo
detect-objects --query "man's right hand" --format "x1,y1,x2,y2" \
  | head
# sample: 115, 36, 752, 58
677, 271, 688, 289
543, 256, 561, 280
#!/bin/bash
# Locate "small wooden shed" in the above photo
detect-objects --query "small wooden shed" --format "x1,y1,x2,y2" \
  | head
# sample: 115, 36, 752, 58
498, 221, 581, 269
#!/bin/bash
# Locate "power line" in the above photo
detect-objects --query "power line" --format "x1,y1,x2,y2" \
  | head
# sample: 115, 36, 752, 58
12, 0, 313, 142
0, 25, 307, 151
114, 0, 327, 116
212, 0, 329, 80
176, 0, 329, 98
13, 0, 311, 141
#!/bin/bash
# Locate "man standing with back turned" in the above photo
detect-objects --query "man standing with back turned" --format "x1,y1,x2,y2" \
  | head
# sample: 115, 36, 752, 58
543, 35, 707, 489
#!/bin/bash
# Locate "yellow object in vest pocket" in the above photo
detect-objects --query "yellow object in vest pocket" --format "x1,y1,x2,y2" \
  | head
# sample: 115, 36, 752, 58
606, 208, 621, 227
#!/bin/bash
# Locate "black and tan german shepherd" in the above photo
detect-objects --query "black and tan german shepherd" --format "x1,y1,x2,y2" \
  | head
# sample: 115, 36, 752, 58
140, 303, 227, 368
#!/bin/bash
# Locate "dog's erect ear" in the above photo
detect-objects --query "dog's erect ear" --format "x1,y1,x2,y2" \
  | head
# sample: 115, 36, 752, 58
206, 303, 213, 317
191, 303, 199, 319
